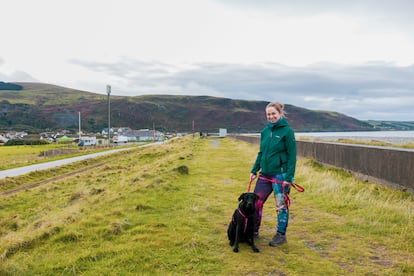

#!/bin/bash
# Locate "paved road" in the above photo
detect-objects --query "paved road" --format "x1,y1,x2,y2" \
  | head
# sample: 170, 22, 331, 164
0, 148, 131, 179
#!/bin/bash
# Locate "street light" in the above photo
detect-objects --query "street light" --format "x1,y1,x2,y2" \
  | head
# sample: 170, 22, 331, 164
107, 85, 111, 145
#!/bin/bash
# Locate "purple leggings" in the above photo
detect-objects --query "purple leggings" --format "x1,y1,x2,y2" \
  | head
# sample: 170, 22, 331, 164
253, 173, 290, 235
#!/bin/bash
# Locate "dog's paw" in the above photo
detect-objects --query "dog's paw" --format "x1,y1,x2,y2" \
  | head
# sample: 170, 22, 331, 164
233, 247, 239, 253
252, 247, 260, 253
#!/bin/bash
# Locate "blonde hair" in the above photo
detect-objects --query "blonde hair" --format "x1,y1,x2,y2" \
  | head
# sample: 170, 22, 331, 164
266, 102, 286, 117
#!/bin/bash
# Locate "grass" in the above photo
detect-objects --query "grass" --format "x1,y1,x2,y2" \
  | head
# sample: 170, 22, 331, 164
0, 136, 413, 275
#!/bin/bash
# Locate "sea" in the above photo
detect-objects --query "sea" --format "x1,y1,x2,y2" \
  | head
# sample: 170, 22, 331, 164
295, 130, 414, 144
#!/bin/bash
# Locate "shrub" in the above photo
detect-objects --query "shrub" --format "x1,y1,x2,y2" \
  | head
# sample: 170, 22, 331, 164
4, 139, 50, 146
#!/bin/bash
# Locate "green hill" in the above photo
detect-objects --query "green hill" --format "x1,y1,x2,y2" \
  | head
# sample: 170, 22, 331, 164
0, 82, 374, 133
365, 120, 414, 131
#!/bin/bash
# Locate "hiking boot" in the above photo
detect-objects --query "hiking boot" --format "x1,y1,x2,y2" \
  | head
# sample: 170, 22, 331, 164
269, 232, 287, 246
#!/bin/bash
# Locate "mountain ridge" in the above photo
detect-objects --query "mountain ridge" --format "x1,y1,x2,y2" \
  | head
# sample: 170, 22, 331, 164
1, 82, 375, 133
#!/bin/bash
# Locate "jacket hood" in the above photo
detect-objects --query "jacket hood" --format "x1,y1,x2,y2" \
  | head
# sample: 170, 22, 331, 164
266, 117, 289, 129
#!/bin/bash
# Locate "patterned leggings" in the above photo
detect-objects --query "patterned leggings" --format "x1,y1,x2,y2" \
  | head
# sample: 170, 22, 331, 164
253, 173, 290, 235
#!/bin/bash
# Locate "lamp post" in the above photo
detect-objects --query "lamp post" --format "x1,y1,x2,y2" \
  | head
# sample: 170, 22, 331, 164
78, 111, 81, 141
107, 85, 111, 145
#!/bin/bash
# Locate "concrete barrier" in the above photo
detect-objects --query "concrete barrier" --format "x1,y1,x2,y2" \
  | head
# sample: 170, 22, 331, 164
230, 135, 414, 193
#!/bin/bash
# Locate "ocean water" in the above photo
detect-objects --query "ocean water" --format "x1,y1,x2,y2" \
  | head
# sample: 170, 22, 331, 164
295, 130, 414, 144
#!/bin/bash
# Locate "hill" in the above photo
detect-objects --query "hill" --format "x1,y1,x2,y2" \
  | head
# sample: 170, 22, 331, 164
0, 82, 374, 133
365, 120, 414, 131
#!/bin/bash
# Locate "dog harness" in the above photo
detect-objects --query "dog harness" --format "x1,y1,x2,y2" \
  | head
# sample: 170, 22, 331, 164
235, 208, 248, 233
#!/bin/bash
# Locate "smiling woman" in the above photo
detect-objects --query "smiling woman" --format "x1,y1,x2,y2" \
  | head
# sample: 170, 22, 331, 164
250, 101, 297, 246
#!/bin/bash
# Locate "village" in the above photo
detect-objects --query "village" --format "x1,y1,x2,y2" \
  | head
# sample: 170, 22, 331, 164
0, 127, 166, 146
0, 127, 229, 146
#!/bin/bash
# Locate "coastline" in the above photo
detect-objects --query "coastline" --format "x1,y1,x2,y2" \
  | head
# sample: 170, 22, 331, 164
295, 130, 414, 144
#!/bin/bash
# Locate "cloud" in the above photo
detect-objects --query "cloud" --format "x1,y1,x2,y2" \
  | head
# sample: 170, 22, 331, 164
216, 0, 414, 17
0, 69, 37, 83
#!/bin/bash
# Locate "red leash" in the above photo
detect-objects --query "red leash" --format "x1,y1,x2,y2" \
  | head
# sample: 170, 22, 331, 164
247, 176, 305, 193
247, 177, 254, 193
258, 176, 305, 192
257, 176, 305, 208
247, 178, 253, 192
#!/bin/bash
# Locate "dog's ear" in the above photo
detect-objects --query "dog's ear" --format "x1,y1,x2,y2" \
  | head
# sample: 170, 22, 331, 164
238, 193, 246, 201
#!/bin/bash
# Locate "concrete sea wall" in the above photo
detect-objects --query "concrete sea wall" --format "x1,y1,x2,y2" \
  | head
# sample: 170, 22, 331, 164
231, 135, 414, 193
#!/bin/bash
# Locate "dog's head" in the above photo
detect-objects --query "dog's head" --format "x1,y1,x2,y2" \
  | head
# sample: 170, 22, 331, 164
238, 192, 259, 213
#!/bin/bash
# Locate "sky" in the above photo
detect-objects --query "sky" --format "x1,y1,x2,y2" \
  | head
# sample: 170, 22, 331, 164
1, 0, 414, 121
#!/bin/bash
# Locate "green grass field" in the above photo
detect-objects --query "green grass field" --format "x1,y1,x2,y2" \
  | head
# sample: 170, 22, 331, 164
0, 136, 413, 275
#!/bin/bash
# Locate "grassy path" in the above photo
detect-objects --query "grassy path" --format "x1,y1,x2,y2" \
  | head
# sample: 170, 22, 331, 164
0, 136, 413, 275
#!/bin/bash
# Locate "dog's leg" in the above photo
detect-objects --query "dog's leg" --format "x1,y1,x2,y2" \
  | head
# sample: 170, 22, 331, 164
246, 216, 260, 253
248, 238, 260, 253
228, 222, 235, 246
233, 224, 240, 253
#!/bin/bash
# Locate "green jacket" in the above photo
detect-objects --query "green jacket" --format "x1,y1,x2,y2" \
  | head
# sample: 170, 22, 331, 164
251, 117, 296, 182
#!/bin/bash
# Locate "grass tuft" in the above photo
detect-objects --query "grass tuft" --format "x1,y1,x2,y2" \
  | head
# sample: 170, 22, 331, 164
174, 165, 190, 174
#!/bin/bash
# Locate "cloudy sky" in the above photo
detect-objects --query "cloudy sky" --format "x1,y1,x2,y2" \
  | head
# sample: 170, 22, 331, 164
1, 0, 414, 121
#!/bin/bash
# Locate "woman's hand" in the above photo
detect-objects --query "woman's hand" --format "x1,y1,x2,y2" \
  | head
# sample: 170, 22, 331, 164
250, 173, 257, 182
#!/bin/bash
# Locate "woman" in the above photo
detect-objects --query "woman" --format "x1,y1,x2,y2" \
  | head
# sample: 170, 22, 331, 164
250, 101, 297, 246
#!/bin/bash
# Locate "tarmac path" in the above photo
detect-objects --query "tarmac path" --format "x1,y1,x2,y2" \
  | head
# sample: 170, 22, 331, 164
0, 147, 132, 180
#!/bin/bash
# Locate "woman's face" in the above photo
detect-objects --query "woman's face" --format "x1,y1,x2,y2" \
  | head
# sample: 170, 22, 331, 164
266, 106, 281, 123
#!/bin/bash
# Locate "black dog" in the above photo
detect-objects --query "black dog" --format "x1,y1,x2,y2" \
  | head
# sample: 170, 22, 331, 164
227, 192, 260, 253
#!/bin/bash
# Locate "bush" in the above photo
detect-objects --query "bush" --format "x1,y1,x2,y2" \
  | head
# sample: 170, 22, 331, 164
4, 139, 50, 146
